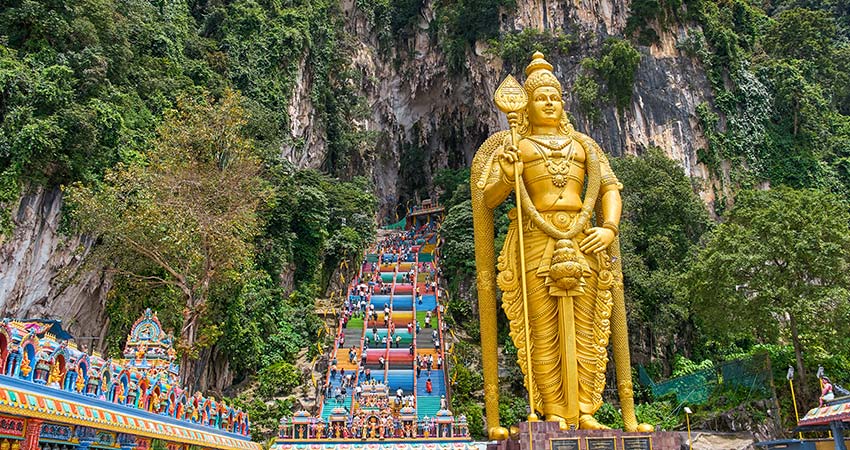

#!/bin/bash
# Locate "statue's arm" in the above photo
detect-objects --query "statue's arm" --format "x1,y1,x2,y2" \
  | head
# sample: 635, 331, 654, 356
599, 150, 623, 227
482, 137, 520, 209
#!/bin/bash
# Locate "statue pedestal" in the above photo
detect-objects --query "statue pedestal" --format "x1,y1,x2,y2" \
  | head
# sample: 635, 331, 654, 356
487, 421, 685, 450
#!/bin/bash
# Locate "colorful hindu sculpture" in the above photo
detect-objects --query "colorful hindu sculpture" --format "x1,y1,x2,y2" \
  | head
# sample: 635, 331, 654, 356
471, 52, 652, 438
75, 366, 85, 392
18, 351, 30, 378
0, 310, 250, 436
33, 354, 50, 383
46, 359, 62, 386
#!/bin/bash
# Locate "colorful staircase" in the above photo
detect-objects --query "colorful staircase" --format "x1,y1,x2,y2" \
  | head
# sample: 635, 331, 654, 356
317, 223, 450, 423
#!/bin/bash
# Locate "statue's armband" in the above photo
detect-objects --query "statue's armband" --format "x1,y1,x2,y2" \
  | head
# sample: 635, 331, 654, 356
482, 136, 514, 209
598, 149, 623, 194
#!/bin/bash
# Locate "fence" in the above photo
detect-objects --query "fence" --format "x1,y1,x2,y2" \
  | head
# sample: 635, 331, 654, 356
639, 352, 773, 404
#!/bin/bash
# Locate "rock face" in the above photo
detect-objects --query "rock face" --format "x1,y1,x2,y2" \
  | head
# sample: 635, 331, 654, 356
0, 187, 111, 352
284, 0, 714, 215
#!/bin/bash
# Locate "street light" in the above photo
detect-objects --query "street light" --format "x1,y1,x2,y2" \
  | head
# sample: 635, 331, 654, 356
788, 366, 803, 440
684, 407, 693, 450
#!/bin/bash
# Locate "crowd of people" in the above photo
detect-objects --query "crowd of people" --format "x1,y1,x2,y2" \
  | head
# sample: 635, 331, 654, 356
307, 222, 462, 440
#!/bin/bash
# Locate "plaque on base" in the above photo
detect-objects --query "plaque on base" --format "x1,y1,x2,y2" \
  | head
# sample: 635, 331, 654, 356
486, 422, 681, 450
586, 436, 617, 450
550, 438, 580, 450
622, 436, 652, 450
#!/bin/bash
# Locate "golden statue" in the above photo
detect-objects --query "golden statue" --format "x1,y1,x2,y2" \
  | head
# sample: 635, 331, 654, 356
19, 352, 31, 378
47, 360, 62, 386
75, 367, 85, 392
471, 52, 651, 438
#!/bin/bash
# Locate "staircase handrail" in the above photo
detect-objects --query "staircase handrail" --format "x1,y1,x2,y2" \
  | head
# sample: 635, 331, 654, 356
434, 245, 452, 406
412, 251, 419, 410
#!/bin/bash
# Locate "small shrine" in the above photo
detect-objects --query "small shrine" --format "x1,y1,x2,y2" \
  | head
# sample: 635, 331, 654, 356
121, 310, 178, 378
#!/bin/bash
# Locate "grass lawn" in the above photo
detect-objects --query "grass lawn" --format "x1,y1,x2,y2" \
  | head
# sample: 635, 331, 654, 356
416, 311, 427, 328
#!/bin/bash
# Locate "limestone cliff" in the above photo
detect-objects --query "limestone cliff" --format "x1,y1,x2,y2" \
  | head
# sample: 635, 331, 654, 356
283, 0, 715, 213
0, 187, 111, 352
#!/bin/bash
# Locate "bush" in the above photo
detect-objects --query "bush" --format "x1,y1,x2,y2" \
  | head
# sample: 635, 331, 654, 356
450, 363, 484, 403
672, 355, 715, 377
592, 38, 641, 110
594, 400, 682, 431
434, 0, 517, 71
498, 393, 529, 428
573, 71, 601, 122
230, 396, 294, 441
257, 361, 301, 398
455, 401, 485, 440
594, 402, 625, 429
488, 29, 575, 71
635, 400, 682, 431
579, 39, 641, 111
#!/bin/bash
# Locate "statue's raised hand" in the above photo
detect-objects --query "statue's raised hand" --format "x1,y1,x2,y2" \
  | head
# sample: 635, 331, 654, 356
499, 145, 523, 181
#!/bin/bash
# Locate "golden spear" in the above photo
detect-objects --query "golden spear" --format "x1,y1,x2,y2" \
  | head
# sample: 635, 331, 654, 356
494, 75, 539, 427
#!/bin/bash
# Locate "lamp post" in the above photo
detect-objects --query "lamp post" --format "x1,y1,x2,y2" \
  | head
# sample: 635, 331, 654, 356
788, 366, 803, 440
817, 365, 834, 439
684, 406, 693, 450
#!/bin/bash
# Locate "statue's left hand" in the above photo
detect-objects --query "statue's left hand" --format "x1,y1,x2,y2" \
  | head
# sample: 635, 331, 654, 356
579, 227, 616, 254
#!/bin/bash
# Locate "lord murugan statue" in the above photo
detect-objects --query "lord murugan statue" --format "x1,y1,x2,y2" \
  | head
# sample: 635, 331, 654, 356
472, 52, 651, 439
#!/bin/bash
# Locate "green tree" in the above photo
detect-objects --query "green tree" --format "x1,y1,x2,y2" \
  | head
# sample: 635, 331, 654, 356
433, 167, 470, 210
763, 8, 839, 76
682, 187, 850, 398
66, 91, 269, 389
612, 148, 711, 365
439, 200, 476, 284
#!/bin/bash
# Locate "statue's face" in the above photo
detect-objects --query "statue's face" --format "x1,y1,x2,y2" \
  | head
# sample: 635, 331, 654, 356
527, 86, 563, 128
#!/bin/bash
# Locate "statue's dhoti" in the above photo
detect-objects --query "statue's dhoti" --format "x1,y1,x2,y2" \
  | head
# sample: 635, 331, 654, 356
497, 210, 613, 426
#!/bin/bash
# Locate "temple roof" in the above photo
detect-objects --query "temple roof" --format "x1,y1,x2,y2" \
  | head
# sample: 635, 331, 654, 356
0, 378, 258, 450
799, 403, 850, 426
6, 319, 73, 341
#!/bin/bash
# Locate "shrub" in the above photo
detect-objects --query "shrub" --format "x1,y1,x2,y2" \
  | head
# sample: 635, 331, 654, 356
257, 361, 301, 398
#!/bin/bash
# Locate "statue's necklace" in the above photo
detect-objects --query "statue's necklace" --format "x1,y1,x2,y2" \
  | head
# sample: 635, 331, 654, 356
526, 135, 571, 151
527, 135, 575, 188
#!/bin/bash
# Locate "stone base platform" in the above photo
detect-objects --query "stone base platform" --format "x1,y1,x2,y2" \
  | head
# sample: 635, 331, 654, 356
488, 421, 685, 450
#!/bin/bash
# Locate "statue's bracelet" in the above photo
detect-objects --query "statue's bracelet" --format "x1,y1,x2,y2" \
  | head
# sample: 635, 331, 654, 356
602, 221, 619, 235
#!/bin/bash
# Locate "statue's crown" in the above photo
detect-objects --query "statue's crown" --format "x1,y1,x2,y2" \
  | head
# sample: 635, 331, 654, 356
524, 52, 562, 95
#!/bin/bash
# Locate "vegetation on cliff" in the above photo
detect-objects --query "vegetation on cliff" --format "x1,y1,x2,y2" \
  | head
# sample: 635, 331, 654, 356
0, 0, 378, 439
625, 0, 850, 198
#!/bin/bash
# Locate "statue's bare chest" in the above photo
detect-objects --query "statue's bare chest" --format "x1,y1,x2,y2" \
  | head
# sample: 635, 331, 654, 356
519, 137, 586, 188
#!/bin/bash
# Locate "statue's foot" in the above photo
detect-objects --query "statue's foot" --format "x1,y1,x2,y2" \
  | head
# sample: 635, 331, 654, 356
579, 414, 610, 430
488, 426, 510, 440
636, 423, 655, 432
546, 414, 572, 430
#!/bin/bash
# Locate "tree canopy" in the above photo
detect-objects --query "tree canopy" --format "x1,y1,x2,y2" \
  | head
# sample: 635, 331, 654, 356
67, 90, 268, 388
612, 148, 711, 364
682, 187, 850, 397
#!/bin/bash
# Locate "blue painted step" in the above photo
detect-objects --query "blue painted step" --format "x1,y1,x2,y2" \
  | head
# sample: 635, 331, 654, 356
385, 369, 414, 393
416, 295, 437, 311
370, 295, 392, 307
416, 371, 445, 395
321, 395, 351, 419
416, 396, 443, 419
392, 295, 414, 309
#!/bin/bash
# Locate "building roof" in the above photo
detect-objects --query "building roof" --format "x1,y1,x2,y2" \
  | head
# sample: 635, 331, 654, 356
0, 378, 259, 450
